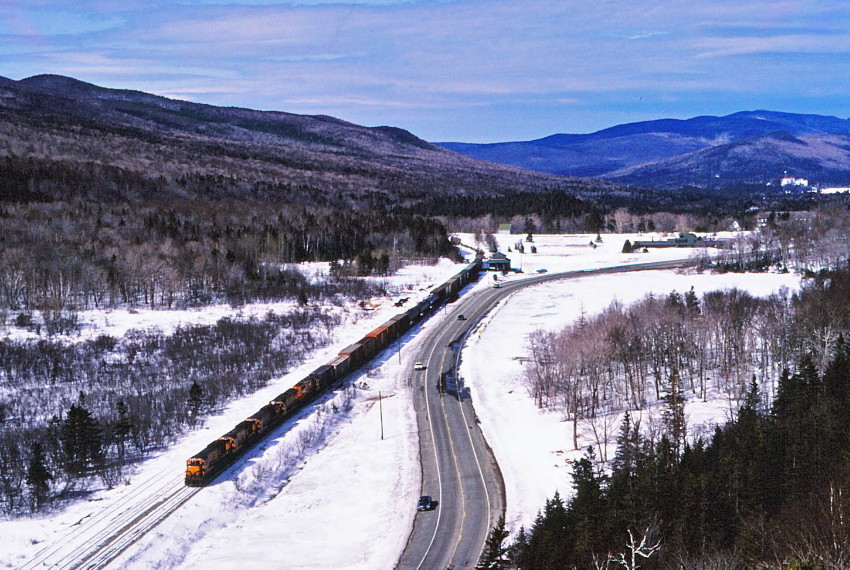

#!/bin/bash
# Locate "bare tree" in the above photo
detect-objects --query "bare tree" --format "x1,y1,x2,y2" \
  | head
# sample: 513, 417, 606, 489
609, 525, 662, 570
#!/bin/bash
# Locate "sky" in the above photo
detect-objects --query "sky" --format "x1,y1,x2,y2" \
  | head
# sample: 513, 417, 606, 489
2, 1, 849, 142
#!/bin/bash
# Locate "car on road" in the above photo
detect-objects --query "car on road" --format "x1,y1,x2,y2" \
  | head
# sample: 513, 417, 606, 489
457, 314, 466, 320
537, 268, 548, 273
417, 495, 434, 511
414, 362, 426, 371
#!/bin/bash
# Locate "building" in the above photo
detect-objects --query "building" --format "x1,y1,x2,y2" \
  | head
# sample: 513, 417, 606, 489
484, 251, 511, 271
630, 232, 729, 250
781, 176, 809, 187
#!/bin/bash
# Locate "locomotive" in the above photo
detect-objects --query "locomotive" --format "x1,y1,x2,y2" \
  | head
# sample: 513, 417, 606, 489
185, 259, 482, 486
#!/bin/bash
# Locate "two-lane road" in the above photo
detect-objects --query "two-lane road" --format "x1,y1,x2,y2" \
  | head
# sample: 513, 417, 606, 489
399, 258, 694, 568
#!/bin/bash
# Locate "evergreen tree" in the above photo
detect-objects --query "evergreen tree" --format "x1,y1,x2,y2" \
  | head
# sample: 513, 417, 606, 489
61, 404, 103, 476
661, 367, 686, 456
507, 525, 529, 568
477, 515, 509, 569
25, 442, 52, 510
297, 289, 309, 307
771, 358, 823, 500
820, 338, 850, 469
520, 348, 850, 567
677, 439, 715, 555
527, 492, 570, 567
608, 412, 642, 535
684, 286, 700, 316
356, 252, 373, 275
377, 253, 390, 276
569, 447, 607, 565
523, 216, 536, 241
115, 400, 132, 466
188, 381, 204, 425
665, 290, 684, 311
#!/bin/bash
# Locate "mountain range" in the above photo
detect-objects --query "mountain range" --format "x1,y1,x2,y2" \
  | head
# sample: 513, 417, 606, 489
440, 111, 850, 188
3, 74, 848, 200
0, 74, 598, 205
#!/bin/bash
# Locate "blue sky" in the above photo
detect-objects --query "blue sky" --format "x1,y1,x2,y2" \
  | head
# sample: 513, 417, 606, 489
2, 1, 849, 142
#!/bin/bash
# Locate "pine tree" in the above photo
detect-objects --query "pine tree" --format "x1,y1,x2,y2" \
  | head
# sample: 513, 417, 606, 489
477, 515, 509, 568
115, 400, 132, 466
821, 339, 850, 469
26, 442, 52, 510
377, 253, 390, 276
608, 412, 642, 530
684, 286, 700, 316
297, 289, 309, 307
61, 404, 103, 476
666, 290, 684, 311
507, 525, 529, 568
523, 216, 536, 241
662, 367, 686, 456
188, 381, 204, 425
527, 492, 570, 567
570, 447, 607, 565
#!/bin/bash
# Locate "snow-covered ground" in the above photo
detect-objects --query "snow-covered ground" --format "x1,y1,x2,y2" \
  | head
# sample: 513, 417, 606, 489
0, 259, 461, 343
2, 233, 802, 568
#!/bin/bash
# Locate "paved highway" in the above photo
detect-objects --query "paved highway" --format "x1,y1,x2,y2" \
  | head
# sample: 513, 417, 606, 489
398, 258, 694, 569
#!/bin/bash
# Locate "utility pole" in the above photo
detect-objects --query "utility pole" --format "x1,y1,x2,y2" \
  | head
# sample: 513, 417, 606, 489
378, 390, 384, 441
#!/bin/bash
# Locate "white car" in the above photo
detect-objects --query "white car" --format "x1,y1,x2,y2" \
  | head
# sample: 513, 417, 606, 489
413, 362, 426, 371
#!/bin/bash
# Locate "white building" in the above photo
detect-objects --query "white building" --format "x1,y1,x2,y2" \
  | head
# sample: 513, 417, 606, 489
781, 176, 809, 187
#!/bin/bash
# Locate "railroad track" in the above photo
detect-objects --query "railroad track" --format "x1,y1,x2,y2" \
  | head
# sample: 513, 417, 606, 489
19, 470, 199, 570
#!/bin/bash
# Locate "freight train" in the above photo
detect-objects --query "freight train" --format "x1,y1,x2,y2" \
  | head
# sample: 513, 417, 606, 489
185, 258, 482, 486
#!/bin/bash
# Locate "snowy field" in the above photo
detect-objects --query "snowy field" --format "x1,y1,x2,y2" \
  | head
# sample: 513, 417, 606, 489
1, 232, 802, 569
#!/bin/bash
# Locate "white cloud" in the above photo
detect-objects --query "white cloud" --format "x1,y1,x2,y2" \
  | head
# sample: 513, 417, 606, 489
4, 0, 850, 139
694, 34, 850, 58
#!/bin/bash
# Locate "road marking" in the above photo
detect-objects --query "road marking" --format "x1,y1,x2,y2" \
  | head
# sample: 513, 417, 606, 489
448, 312, 492, 567
416, 323, 449, 569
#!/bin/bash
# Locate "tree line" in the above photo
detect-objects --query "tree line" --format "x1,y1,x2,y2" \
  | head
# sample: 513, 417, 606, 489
526, 287, 775, 452
0, 199, 451, 314
414, 185, 849, 239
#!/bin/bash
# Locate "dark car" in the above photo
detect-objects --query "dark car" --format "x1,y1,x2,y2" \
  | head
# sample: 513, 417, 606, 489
457, 314, 466, 321
417, 495, 434, 511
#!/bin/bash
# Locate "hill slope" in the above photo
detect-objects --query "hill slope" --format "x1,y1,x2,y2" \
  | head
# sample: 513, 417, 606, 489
0, 74, 600, 205
609, 131, 850, 188
440, 111, 850, 187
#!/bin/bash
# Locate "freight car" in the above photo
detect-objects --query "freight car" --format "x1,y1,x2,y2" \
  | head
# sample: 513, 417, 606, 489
185, 258, 482, 486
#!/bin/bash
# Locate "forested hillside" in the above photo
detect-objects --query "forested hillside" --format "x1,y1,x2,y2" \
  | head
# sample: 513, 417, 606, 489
0, 200, 449, 315
0, 74, 599, 205
0, 74, 622, 313
440, 111, 850, 189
